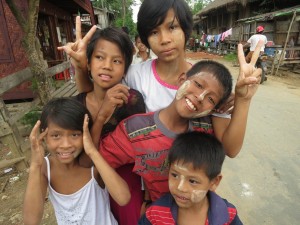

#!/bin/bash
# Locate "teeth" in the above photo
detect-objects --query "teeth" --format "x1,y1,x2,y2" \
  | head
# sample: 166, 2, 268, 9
178, 196, 188, 200
58, 152, 72, 156
185, 98, 197, 111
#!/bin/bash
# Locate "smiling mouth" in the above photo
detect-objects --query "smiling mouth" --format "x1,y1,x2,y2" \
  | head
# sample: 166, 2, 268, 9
185, 98, 197, 111
56, 151, 74, 158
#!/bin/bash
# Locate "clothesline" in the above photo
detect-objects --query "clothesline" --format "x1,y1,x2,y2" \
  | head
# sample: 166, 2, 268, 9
201, 28, 233, 48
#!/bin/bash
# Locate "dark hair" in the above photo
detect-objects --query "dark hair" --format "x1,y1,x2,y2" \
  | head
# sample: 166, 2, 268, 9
86, 27, 134, 74
40, 97, 93, 132
137, 0, 193, 49
186, 60, 232, 109
168, 132, 225, 180
135, 34, 140, 42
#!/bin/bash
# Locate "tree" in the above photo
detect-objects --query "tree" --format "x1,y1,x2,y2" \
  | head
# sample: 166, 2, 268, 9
5, 0, 51, 105
186, 0, 213, 15
92, 0, 137, 37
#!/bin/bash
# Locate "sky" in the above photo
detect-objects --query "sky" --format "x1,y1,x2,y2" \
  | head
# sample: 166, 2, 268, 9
132, 0, 141, 23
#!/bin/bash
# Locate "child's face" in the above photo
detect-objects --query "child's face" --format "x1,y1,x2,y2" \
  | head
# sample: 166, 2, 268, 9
168, 161, 216, 209
147, 9, 185, 62
135, 37, 147, 52
175, 72, 224, 118
89, 39, 125, 89
45, 121, 83, 163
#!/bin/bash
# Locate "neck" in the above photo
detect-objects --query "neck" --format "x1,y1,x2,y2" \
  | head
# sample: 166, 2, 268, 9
86, 87, 107, 120
138, 51, 149, 61
159, 102, 189, 133
178, 196, 209, 225
155, 55, 191, 86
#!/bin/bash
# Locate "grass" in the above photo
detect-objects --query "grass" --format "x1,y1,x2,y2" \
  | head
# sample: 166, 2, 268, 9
223, 53, 237, 62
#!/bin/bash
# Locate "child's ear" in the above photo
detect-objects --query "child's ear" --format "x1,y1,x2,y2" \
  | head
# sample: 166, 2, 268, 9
177, 72, 187, 86
209, 174, 222, 192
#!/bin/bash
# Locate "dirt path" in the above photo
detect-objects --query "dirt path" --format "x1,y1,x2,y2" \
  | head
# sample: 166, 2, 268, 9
1, 51, 299, 224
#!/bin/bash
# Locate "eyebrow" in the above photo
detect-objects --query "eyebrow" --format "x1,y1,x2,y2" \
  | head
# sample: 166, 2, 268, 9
93, 50, 123, 58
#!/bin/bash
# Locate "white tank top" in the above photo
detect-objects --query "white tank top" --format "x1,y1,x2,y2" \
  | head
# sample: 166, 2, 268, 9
45, 157, 118, 225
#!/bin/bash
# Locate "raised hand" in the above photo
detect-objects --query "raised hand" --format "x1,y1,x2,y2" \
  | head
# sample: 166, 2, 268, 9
235, 40, 264, 99
82, 114, 98, 156
98, 84, 130, 123
57, 16, 96, 71
29, 121, 48, 167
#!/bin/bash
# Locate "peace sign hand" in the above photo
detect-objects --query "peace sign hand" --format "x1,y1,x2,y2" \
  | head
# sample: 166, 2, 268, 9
57, 16, 97, 71
235, 40, 265, 100
29, 121, 48, 168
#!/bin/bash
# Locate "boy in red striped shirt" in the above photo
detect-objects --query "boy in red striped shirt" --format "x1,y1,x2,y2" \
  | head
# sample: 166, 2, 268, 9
139, 132, 242, 225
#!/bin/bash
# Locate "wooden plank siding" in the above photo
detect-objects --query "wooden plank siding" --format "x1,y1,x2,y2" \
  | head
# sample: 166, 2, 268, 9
0, 62, 78, 171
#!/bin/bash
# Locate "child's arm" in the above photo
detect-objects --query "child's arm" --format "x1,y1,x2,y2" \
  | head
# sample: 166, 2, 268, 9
91, 84, 130, 146
82, 115, 131, 206
79, 84, 130, 167
213, 41, 264, 157
23, 121, 48, 225
57, 16, 95, 93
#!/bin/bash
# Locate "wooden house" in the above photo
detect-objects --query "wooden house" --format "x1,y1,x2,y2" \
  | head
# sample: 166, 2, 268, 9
94, 6, 114, 29
193, 0, 300, 47
0, 0, 95, 100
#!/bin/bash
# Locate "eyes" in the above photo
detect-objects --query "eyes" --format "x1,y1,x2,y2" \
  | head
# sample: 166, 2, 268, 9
170, 172, 200, 185
50, 132, 82, 140
149, 24, 179, 36
94, 54, 123, 65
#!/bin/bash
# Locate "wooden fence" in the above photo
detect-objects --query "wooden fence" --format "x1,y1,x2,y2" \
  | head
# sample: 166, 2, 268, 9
0, 62, 78, 171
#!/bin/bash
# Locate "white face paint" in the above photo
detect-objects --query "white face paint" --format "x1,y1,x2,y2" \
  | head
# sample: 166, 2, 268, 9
198, 90, 208, 101
174, 164, 189, 171
176, 80, 191, 100
177, 175, 186, 191
172, 163, 208, 203
191, 190, 207, 203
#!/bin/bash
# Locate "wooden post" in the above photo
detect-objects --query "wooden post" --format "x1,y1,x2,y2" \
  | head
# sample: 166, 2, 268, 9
275, 11, 297, 76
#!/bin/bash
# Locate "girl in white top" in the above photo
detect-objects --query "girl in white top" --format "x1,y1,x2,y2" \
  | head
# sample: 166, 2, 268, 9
23, 98, 130, 225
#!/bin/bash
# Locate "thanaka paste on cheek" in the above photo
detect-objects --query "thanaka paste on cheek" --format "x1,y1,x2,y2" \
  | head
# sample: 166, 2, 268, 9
176, 80, 190, 100
191, 190, 207, 203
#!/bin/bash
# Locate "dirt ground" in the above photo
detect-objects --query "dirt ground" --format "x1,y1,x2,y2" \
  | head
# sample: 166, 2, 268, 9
0, 50, 299, 225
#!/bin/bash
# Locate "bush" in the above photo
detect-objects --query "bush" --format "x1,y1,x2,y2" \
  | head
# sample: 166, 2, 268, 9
20, 108, 42, 129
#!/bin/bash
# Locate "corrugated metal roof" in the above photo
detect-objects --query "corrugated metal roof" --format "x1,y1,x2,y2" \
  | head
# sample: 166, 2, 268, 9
237, 5, 300, 23
196, 0, 246, 16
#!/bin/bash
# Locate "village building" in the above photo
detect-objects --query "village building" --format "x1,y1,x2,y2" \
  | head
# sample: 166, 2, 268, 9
193, 0, 300, 74
0, 0, 96, 100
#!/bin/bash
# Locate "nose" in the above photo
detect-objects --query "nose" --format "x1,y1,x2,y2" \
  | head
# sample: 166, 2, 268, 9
177, 176, 188, 192
102, 58, 112, 70
60, 136, 72, 148
196, 90, 208, 102
160, 30, 171, 45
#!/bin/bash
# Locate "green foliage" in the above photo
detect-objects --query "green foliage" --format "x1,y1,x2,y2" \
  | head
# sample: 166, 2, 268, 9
92, 0, 137, 37
223, 53, 237, 62
186, 0, 213, 15
20, 107, 42, 129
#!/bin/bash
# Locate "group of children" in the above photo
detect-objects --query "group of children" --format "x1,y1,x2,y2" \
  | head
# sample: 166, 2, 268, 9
23, 0, 264, 224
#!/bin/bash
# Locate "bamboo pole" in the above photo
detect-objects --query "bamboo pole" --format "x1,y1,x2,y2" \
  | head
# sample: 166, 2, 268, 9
274, 11, 297, 76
